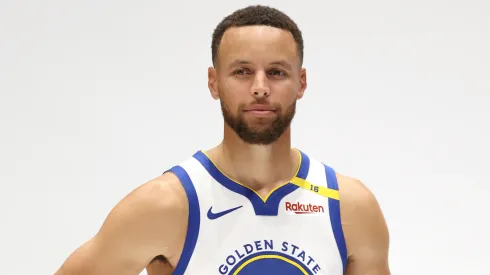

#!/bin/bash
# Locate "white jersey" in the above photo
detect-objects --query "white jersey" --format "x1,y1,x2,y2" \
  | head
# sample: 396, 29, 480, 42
166, 149, 347, 275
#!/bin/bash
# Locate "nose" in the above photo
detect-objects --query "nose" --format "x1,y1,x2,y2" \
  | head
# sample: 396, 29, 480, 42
250, 71, 270, 98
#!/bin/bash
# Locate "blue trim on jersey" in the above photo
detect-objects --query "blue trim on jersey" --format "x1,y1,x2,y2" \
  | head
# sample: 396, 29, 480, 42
193, 150, 310, 216
166, 165, 201, 275
324, 164, 348, 271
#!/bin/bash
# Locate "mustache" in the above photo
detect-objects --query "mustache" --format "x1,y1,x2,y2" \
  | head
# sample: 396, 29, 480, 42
240, 99, 281, 109
249, 98, 270, 105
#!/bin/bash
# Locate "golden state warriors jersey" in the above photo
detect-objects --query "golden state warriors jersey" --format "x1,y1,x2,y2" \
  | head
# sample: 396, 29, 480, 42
166, 149, 347, 275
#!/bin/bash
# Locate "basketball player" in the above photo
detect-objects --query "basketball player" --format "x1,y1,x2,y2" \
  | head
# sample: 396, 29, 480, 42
55, 5, 390, 275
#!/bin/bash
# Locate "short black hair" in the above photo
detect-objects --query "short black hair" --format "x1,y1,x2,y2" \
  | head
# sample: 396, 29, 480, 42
211, 5, 304, 66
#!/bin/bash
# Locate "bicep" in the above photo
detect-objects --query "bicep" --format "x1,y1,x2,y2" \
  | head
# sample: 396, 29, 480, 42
340, 178, 391, 275
346, 203, 390, 275
344, 208, 390, 275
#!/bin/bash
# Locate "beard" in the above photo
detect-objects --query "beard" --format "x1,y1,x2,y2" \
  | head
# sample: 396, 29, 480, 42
220, 98, 296, 145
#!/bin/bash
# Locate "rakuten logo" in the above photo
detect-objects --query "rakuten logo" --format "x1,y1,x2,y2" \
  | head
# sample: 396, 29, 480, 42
285, 202, 325, 214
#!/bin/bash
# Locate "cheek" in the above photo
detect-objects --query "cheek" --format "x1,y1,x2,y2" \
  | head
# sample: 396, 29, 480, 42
219, 83, 248, 104
272, 78, 296, 91
223, 79, 249, 95
271, 83, 298, 101
218, 89, 239, 111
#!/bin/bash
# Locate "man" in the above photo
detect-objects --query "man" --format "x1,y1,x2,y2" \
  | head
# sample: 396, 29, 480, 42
55, 5, 390, 275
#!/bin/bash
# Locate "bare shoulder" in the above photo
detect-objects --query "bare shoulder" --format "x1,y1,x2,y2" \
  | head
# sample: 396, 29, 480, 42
113, 171, 188, 217
336, 173, 391, 274
335, 172, 388, 244
99, 171, 188, 234
97, 171, 189, 258
55, 172, 188, 275
337, 173, 382, 222
336, 173, 378, 210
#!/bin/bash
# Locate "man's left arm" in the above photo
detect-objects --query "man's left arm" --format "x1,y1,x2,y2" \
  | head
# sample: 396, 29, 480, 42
338, 175, 391, 275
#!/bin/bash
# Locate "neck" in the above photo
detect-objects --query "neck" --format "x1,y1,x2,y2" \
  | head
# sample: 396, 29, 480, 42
206, 125, 299, 192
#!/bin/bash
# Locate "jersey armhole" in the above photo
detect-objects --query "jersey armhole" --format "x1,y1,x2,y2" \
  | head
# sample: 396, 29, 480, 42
323, 164, 348, 272
164, 166, 201, 275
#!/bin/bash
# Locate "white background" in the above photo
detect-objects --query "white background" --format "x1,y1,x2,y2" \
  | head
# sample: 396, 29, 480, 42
1, 0, 489, 274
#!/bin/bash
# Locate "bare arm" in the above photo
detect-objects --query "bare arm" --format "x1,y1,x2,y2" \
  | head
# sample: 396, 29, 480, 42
339, 175, 390, 275
54, 172, 188, 275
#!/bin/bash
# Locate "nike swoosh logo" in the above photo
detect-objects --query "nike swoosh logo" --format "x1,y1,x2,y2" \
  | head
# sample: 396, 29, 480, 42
207, 205, 243, 220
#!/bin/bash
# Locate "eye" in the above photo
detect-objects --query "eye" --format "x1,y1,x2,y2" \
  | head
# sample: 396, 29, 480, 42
269, 69, 286, 77
233, 68, 251, 75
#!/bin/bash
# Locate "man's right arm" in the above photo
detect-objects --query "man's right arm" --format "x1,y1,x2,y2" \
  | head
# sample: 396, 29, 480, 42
54, 172, 188, 275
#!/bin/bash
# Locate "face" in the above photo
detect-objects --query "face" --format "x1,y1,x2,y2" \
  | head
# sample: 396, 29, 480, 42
208, 26, 307, 145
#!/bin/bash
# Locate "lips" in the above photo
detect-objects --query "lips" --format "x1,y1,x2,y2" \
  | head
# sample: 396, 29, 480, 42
244, 104, 276, 112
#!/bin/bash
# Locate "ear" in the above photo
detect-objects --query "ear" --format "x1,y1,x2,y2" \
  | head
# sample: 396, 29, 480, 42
208, 67, 220, 100
297, 68, 307, 100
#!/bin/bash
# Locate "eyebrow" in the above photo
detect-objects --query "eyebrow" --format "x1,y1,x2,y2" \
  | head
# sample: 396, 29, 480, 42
228, 59, 293, 71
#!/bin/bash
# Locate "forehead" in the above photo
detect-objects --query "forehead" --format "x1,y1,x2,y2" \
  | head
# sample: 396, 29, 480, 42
218, 25, 299, 66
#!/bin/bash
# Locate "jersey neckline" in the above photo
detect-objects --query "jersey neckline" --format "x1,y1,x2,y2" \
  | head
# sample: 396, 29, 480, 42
192, 149, 311, 216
